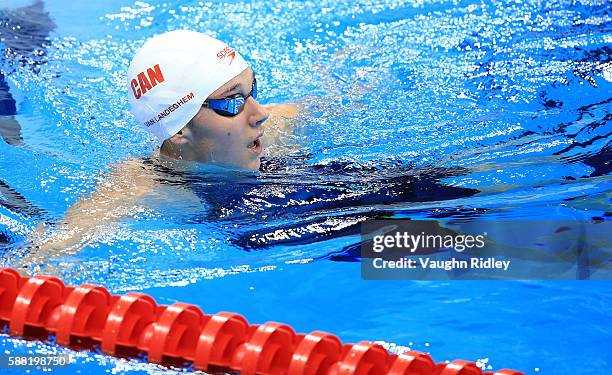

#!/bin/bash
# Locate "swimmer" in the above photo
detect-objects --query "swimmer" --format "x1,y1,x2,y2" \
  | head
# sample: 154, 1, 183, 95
0, 0, 55, 146
11, 30, 300, 273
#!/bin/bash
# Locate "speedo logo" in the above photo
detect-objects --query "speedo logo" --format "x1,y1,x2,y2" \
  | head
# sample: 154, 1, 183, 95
217, 46, 236, 65
131, 64, 165, 100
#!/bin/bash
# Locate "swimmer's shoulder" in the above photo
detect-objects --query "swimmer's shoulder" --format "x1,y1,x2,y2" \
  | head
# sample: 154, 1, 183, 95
264, 103, 300, 118
100, 157, 156, 199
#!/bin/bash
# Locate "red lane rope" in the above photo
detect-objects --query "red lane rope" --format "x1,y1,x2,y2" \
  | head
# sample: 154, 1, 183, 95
0, 267, 524, 374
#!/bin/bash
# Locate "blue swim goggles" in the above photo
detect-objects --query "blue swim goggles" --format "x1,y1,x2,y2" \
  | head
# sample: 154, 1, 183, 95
202, 76, 258, 117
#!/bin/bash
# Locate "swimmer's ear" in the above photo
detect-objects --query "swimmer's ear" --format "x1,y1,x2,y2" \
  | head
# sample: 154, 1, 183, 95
167, 125, 193, 145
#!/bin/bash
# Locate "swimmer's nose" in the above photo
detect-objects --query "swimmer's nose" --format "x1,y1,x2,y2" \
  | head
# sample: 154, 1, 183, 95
247, 97, 269, 128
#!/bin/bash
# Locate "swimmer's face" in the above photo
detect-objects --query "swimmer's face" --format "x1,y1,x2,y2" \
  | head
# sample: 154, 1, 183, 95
172, 68, 268, 170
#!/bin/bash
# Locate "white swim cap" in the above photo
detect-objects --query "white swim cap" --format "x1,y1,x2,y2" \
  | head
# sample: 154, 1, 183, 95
127, 30, 249, 143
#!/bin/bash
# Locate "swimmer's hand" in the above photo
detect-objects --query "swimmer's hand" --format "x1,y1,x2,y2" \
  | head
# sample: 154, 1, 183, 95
9, 222, 84, 276
11, 219, 120, 276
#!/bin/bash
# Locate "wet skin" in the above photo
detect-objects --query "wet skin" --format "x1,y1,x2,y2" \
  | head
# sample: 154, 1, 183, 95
162, 68, 269, 170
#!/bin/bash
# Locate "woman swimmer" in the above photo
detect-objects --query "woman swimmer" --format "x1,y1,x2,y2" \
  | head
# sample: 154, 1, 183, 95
9, 31, 479, 273
10, 30, 300, 272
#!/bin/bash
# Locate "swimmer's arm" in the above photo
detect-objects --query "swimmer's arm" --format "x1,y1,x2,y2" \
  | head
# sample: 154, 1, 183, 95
63, 159, 155, 224
18, 159, 156, 269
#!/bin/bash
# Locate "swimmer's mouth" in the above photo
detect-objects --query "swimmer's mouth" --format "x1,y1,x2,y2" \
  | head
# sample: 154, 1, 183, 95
247, 133, 263, 155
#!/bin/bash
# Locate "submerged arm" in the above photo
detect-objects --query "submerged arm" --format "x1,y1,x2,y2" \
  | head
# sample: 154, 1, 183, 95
14, 158, 156, 273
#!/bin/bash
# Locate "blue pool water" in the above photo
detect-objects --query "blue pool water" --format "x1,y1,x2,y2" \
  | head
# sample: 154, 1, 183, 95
0, 0, 611, 374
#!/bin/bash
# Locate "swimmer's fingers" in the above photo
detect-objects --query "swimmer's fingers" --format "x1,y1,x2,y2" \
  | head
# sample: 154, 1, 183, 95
8, 234, 76, 275
11, 244, 73, 277
2, 242, 42, 275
